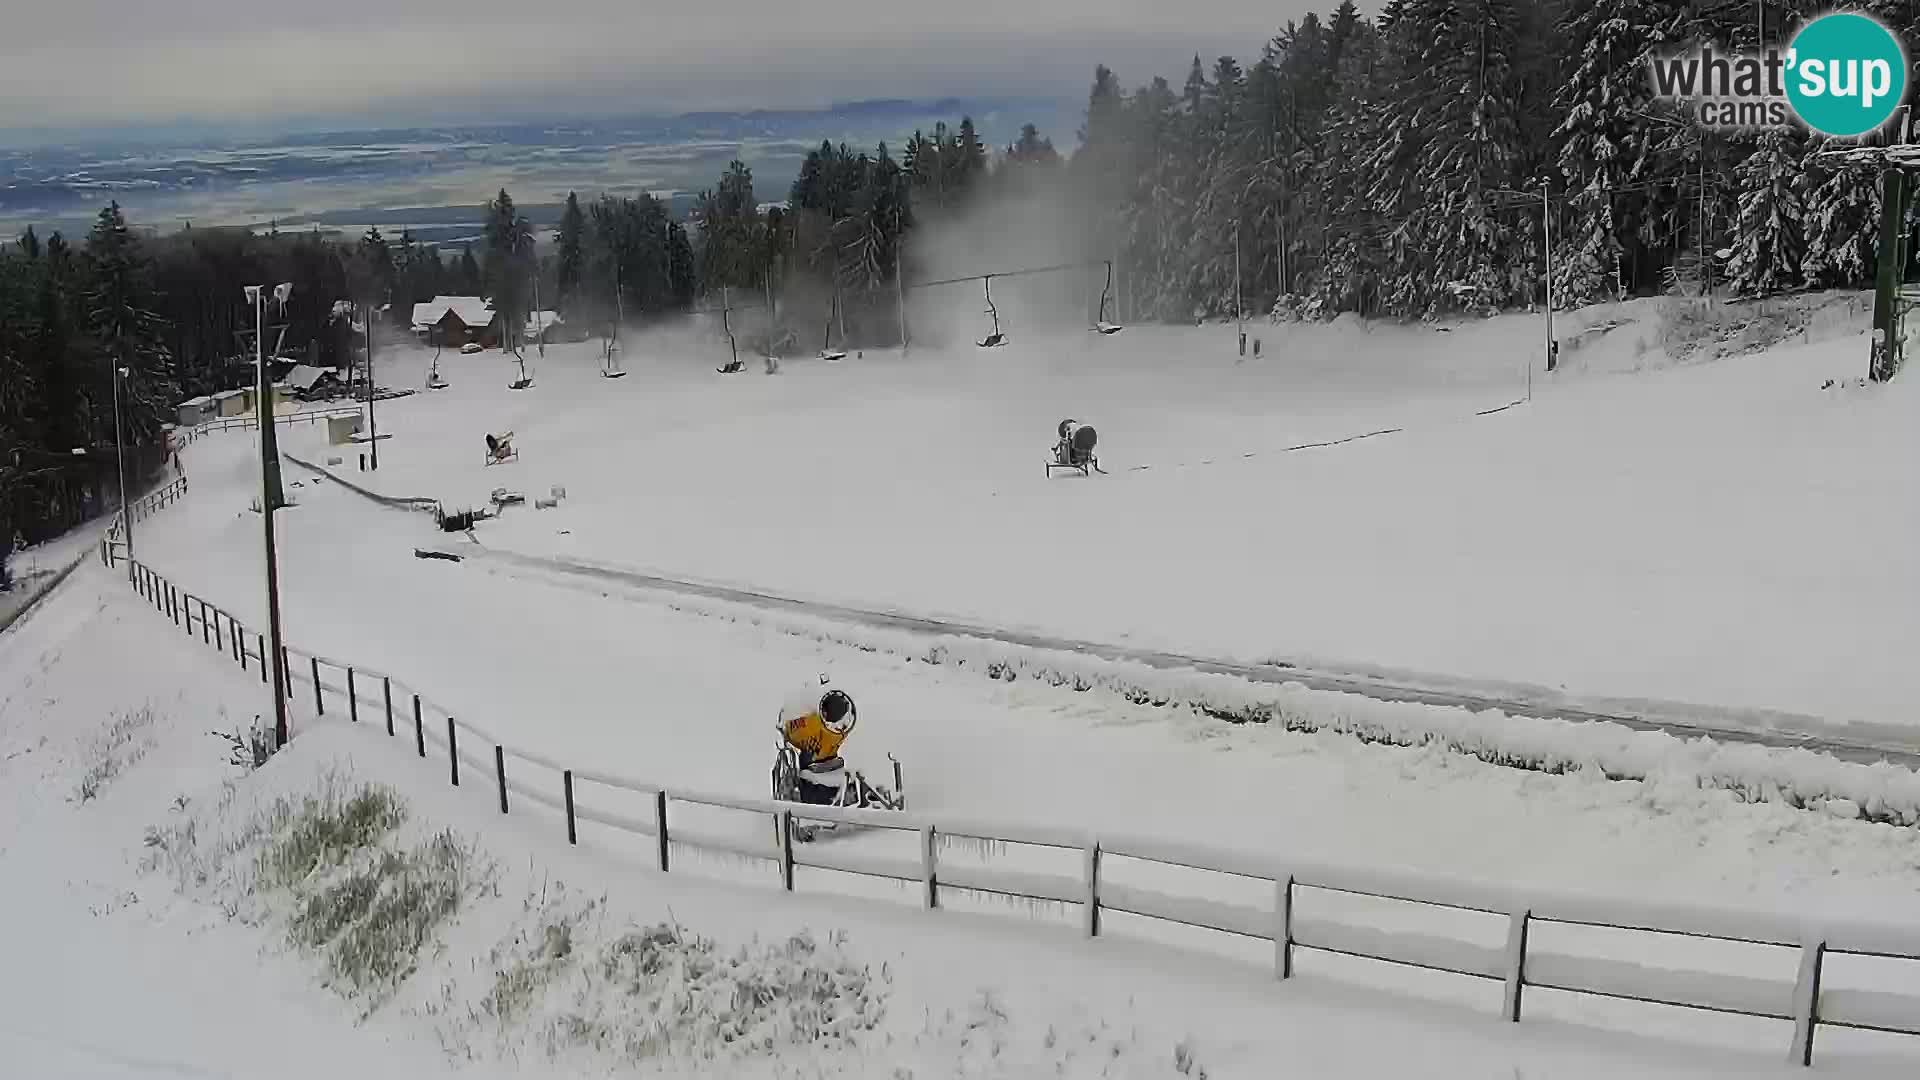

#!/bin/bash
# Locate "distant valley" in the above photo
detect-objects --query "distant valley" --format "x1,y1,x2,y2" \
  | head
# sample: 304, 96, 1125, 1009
0, 98, 1075, 244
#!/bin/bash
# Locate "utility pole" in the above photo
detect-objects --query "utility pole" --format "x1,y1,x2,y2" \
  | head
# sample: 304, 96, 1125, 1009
1542, 179, 1554, 386
365, 295, 379, 470
249, 284, 292, 748
895, 256, 908, 354
111, 360, 132, 558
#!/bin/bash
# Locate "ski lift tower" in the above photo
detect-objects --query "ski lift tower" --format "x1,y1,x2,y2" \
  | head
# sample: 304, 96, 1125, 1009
1818, 111, 1917, 383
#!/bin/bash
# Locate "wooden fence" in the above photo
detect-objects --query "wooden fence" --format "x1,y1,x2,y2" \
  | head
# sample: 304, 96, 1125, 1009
99, 481, 1920, 1069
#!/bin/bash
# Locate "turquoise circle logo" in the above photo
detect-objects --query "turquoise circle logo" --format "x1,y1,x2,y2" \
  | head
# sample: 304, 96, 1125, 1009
1785, 13, 1908, 138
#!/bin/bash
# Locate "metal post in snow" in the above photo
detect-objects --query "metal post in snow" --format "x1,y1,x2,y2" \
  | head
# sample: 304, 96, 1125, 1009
1502, 909, 1530, 1022
347, 669, 358, 723
311, 656, 323, 715
494, 745, 508, 813
921, 826, 938, 910
448, 717, 459, 786
200, 599, 211, 645
1789, 939, 1826, 1066
257, 634, 267, 684
413, 695, 425, 757
383, 677, 394, 736
654, 791, 669, 872
212, 609, 223, 653
778, 809, 795, 890
1083, 841, 1102, 937
563, 771, 577, 845
1275, 875, 1294, 979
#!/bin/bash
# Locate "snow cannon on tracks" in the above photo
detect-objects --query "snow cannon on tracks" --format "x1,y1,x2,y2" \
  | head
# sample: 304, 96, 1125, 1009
1047, 419, 1105, 477
771, 680, 906, 843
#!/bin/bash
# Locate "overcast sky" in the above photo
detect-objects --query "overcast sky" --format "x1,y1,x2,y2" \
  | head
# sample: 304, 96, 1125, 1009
2, 1, 1332, 136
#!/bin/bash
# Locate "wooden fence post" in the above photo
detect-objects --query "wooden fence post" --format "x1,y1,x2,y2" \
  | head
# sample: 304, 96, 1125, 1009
257, 634, 267, 684
1276, 874, 1294, 979
778, 810, 795, 890
413, 694, 425, 757
229, 616, 242, 663
494, 746, 508, 813
310, 657, 324, 715
1789, 938, 1827, 1067
447, 717, 460, 786
654, 791, 670, 872
200, 600, 211, 645
212, 610, 224, 653
347, 669, 359, 723
383, 677, 393, 736
563, 771, 577, 845
1083, 840, 1102, 937
1502, 909, 1531, 1022
921, 825, 939, 910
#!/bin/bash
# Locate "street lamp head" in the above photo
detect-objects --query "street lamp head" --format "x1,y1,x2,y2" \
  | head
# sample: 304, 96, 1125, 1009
243, 285, 262, 303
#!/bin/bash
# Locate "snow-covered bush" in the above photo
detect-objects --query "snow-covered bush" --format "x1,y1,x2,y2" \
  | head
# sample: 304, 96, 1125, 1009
73, 706, 157, 803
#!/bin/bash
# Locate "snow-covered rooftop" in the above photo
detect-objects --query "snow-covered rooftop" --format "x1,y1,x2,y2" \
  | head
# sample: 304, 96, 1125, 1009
411, 296, 493, 329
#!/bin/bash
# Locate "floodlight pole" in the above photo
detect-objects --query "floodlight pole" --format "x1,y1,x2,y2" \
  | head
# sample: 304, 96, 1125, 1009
111, 360, 132, 557
365, 294, 379, 470
1539, 180, 1553, 397
250, 284, 291, 747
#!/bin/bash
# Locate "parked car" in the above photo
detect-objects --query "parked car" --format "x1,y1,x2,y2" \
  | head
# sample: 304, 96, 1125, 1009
460, 342, 484, 355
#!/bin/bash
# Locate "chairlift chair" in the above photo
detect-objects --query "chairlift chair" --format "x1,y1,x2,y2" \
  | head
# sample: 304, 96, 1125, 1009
602, 270, 629, 378
819, 289, 848, 361
507, 350, 534, 391
977, 276, 1007, 348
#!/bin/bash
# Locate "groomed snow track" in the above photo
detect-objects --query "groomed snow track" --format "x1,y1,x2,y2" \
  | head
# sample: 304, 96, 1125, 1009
286, 450, 1920, 770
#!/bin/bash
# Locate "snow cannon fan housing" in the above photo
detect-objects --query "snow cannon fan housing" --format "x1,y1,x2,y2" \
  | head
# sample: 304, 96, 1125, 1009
1048, 419, 1103, 476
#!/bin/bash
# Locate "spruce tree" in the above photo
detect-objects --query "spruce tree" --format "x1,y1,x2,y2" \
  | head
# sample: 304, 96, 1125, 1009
483, 189, 534, 350
556, 192, 585, 315
1726, 131, 1805, 297
1553, 0, 1675, 304
83, 202, 174, 447
1799, 138, 1882, 290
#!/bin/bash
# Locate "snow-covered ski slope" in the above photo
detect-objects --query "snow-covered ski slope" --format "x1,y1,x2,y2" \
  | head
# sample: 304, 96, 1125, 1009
19, 572, 1916, 1079
132, 399, 1920, 932
280, 292, 1916, 731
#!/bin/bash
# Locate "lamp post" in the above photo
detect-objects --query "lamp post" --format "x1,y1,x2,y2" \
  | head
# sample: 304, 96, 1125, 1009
247, 282, 294, 748
110, 361, 132, 557
364, 292, 382, 470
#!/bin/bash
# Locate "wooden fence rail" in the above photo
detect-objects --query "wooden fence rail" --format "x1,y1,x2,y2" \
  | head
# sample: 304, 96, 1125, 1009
98, 479, 1920, 1070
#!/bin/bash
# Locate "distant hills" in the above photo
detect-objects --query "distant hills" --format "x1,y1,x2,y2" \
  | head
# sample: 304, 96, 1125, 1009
0, 97, 1078, 242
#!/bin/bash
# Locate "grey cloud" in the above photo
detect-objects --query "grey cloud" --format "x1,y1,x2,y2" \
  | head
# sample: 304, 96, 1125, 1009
5, 1, 1330, 132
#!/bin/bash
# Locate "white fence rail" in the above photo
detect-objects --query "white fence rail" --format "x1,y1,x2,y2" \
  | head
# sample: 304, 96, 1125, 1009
101, 476, 1920, 1069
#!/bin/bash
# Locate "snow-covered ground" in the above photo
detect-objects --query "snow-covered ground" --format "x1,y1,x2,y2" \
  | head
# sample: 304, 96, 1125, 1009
15, 568, 1906, 1078
10, 291, 1920, 1077
282, 294, 1917, 730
